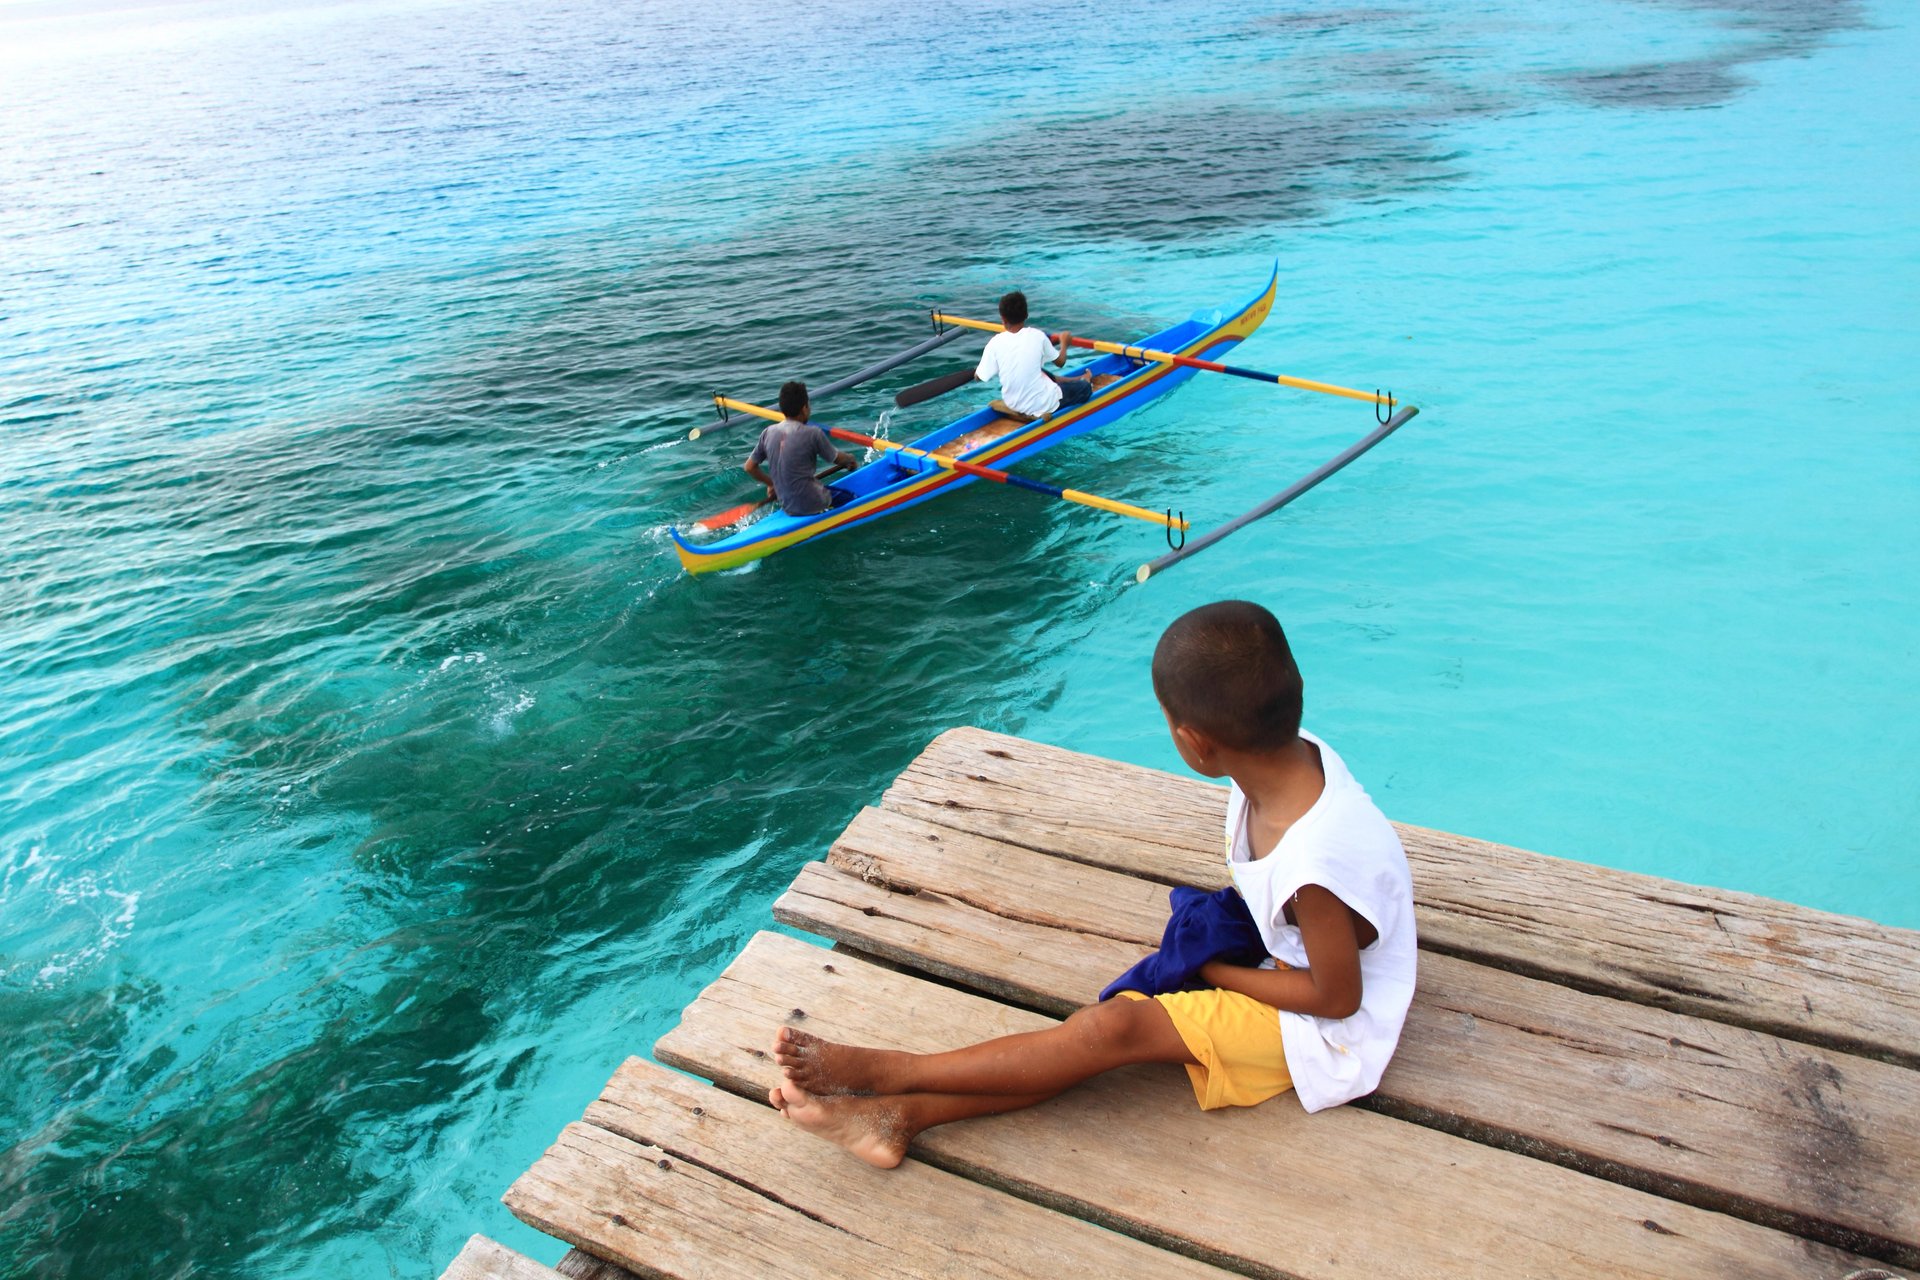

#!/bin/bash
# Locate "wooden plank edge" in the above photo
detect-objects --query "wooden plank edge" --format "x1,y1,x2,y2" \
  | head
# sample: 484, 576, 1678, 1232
904, 1144, 1292, 1280
507, 1117, 923, 1280
773, 887, 1077, 1019
1410, 933, 1920, 1072
440, 1234, 567, 1280
879, 796, 1208, 889
555, 1248, 644, 1280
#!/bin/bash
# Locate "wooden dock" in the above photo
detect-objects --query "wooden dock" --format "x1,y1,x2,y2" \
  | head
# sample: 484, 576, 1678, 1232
445, 727, 1920, 1280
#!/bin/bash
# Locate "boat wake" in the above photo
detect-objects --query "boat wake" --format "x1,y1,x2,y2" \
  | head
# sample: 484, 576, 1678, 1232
865, 409, 895, 465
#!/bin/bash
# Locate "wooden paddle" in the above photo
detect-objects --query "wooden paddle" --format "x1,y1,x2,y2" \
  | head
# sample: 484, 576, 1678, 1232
930, 312, 1393, 410
713, 396, 1187, 533
893, 366, 977, 408
691, 493, 775, 534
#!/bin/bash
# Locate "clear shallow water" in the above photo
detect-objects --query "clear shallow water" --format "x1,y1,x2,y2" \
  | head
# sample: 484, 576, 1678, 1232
2, 0, 1915, 1275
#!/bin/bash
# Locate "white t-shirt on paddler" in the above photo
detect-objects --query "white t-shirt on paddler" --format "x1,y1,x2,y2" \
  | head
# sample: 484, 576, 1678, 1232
976, 325, 1062, 417
1225, 729, 1417, 1112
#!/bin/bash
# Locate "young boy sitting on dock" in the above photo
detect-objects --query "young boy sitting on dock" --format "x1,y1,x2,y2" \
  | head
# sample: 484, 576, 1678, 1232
771, 600, 1418, 1167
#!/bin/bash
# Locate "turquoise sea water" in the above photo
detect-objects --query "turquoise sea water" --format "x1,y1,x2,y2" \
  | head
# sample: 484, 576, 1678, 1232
3, 0, 1915, 1275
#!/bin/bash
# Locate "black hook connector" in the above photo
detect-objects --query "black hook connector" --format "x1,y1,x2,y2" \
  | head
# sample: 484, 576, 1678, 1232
1167, 511, 1186, 551
930, 309, 945, 335
712, 394, 728, 422
1376, 391, 1393, 426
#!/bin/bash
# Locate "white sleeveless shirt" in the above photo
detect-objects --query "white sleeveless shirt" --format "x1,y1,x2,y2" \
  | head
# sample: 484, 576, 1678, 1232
975, 325, 1063, 417
1225, 730, 1417, 1112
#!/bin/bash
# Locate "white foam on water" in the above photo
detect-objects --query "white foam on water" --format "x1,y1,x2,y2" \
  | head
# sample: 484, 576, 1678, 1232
32, 875, 142, 986
486, 690, 535, 737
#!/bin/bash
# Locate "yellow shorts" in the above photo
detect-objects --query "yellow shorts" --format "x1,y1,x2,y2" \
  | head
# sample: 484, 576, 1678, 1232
1119, 987, 1294, 1110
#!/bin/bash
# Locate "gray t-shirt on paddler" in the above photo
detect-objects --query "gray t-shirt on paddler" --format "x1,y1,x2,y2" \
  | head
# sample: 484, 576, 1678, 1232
750, 419, 838, 516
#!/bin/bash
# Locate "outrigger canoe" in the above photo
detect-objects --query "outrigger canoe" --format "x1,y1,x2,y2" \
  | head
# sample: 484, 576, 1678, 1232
670, 267, 1280, 574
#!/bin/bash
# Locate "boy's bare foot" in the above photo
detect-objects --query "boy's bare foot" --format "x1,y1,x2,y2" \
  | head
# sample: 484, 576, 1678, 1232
773, 1026, 906, 1095
768, 1082, 911, 1169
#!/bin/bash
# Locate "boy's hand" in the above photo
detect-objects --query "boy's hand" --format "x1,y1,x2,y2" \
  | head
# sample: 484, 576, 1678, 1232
1200, 884, 1366, 1020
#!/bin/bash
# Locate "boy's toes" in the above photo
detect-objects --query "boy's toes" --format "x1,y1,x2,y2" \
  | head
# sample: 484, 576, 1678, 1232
768, 1084, 788, 1112
773, 1026, 818, 1066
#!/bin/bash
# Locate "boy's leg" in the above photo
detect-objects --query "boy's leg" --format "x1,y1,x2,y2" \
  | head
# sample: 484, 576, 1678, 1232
1047, 372, 1095, 406
774, 994, 1194, 1098
769, 1080, 1057, 1169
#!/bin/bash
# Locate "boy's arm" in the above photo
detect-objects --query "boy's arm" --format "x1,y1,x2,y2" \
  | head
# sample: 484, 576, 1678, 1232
1198, 884, 1364, 1019
745, 431, 775, 496
975, 340, 997, 383
813, 427, 859, 474
744, 453, 775, 498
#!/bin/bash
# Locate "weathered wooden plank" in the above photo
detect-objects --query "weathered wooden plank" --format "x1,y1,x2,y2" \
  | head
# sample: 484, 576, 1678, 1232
881, 726, 1920, 1067
778, 812, 1920, 1266
609, 1058, 1235, 1278
554, 1249, 642, 1280
440, 1235, 566, 1280
777, 861, 1144, 1010
882, 727, 1225, 887
657, 932, 1887, 1280
830, 805, 1173, 944
508, 1119, 909, 1279
1391, 957, 1920, 1265
507, 1056, 1232, 1280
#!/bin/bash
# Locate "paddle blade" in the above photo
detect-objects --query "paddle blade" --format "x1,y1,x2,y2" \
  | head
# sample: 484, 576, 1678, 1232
692, 496, 772, 534
894, 367, 977, 408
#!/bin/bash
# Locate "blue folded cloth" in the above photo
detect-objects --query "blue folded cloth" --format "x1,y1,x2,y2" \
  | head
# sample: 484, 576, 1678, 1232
1100, 884, 1270, 1000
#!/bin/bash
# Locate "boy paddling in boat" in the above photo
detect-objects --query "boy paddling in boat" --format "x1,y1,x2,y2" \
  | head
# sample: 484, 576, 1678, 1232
770, 600, 1418, 1168
743, 381, 861, 516
940, 291, 1121, 457
973, 290, 1094, 420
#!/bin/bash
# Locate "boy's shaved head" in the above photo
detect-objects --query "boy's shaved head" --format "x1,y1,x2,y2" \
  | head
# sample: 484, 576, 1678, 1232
778, 380, 809, 417
1153, 601, 1302, 752
998, 291, 1029, 325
